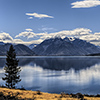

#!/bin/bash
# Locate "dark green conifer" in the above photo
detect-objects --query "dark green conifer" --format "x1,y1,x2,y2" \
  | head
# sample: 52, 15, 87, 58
2, 45, 21, 88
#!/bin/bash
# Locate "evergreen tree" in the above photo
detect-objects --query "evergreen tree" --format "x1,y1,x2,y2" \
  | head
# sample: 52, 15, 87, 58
2, 45, 21, 88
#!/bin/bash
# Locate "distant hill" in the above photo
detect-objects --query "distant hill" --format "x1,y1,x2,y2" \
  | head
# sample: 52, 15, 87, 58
0, 43, 35, 56
14, 44, 36, 56
32, 37, 100, 56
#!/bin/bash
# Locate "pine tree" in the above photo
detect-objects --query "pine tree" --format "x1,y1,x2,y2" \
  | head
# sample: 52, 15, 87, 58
2, 45, 21, 88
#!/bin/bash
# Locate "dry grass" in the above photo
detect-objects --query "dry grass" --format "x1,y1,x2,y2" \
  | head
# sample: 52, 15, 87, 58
0, 87, 100, 100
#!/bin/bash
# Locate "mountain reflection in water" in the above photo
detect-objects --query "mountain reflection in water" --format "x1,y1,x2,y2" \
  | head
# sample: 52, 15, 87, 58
0, 56, 100, 94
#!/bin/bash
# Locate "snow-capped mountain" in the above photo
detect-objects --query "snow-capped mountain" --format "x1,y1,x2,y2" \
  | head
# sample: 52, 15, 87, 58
28, 44, 37, 49
32, 37, 100, 56
0, 44, 35, 56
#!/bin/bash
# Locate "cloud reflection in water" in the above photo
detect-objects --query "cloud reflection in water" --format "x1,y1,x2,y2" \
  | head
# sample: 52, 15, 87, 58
18, 62, 100, 94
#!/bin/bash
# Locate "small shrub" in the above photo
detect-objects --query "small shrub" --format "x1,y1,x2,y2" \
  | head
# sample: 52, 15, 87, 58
37, 90, 42, 95
0, 92, 3, 97
95, 94, 100, 97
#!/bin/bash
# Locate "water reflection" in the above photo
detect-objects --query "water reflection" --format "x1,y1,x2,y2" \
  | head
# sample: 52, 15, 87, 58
18, 57, 100, 70
19, 63, 100, 94
1, 57, 100, 70
0, 56, 100, 94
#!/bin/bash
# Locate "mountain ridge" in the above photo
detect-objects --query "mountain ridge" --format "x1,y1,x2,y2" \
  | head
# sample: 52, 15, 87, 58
0, 43, 35, 56
32, 37, 100, 56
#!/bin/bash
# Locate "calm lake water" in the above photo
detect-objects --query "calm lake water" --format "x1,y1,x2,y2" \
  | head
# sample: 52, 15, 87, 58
0, 56, 100, 94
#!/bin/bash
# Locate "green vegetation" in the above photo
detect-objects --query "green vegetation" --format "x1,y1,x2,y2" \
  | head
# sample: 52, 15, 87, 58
2, 45, 21, 88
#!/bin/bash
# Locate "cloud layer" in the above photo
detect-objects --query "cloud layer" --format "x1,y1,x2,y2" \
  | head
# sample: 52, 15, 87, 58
43, 28, 100, 46
40, 28, 92, 40
15, 29, 48, 40
14, 28, 100, 46
1, 28, 100, 46
15, 29, 36, 39
71, 0, 100, 8
0, 32, 13, 42
26, 13, 54, 19
0, 31, 42, 45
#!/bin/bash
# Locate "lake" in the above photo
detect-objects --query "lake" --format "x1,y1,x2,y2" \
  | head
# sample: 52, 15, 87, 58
0, 56, 100, 95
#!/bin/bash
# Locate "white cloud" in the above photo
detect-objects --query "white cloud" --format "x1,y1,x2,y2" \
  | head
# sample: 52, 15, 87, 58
71, 0, 100, 8
36, 32, 48, 36
2, 28, 100, 46
25, 28, 33, 32
13, 39, 43, 45
28, 17, 33, 19
94, 32, 100, 35
15, 29, 48, 40
0, 32, 13, 41
13, 39, 24, 43
15, 29, 36, 39
0, 32, 42, 45
36, 28, 100, 46
26, 12, 54, 19
27, 39, 43, 45
80, 32, 100, 46
14, 28, 100, 46
0, 32, 26, 44
40, 28, 92, 40
39, 27, 55, 32
15, 28, 91, 45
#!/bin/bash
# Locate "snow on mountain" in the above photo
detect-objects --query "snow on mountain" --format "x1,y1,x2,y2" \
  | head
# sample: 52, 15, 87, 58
28, 44, 37, 49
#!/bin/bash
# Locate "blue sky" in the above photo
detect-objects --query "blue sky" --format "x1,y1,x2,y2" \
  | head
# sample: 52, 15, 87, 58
0, 0, 100, 45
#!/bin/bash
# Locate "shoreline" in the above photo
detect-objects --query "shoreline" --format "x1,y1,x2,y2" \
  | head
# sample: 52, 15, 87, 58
0, 55, 100, 58
0, 87, 100, 100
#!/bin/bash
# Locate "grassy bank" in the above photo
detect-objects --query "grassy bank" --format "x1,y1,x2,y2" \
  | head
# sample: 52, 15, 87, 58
0, 88, 100, 100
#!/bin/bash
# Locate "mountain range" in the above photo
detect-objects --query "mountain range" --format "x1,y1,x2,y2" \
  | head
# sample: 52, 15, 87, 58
32, 37, 100, 56
0, 43, 35, 56
0, 37, 100, 56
